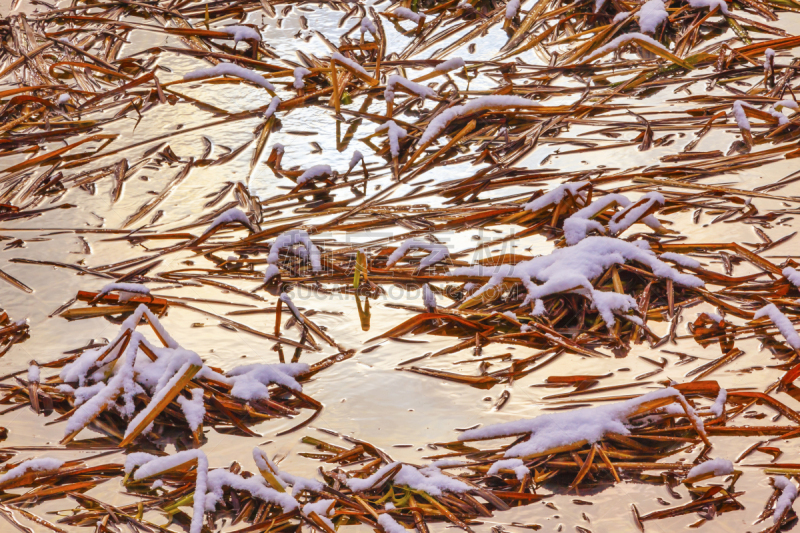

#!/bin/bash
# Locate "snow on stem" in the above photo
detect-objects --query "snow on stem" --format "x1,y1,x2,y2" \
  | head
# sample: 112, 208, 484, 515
184, 62, 275, 91
386, 239, 450, 269
754, 303, 800, 349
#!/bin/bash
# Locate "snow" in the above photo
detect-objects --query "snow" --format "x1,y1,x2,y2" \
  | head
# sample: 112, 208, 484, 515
280, 293, 304, 323
184, 62, 275, 91
488, 458, 528, 480
177, 388, 205, 431
360, 17, 377, 34
387, 239, 449, 268
700, 311, 723, 324
332, 52, 369, 76
423, 284, 437, 311
384, 75, 436, 104
607, 192, 664, 234
378, 511, 407, 533
774, 476, 797, 523
765, 48, 775, 72
595, 0, 607, 12
502, 311, 517, 321
265, 229, 322, 283
660, 252, 701, 269
613, 11, 631, 22
562, 192, 663, 245
221, 25, 261, 44
524, 182, 589, 213
434, 57, 465, 72
459, 388, 690, 457
732, 100, 752, 131
98, 282, 150, 303
784, 267, 800, 288
129, 449, 299, 533
303, 499, 336, 530
0, 457, 64, 484
273, 143, 285, 154
28, 365, 40, 383
224, 361, 308, 401
419, 95, 537, 147
264, 95, 281, 119
637, 0, 668, 33
293, 67, 311, 89
376, 120, 408, 157
297, 164, 332, 185
686, 458, 733, 479
450, 236, 702, 326
346, 462, 470, 496
532, 299, 546, 316
203, 208, 256, 234
124, 361, 198, 438
687, 0, 729, 15
394, 7, 424, 23
754, 304, 800, 349
56, 93, 70, 104
505, 0, 521, 19
584, 32, 671, 63
776, 100, 798, 110
709, 388, 727, 417
349, 150, 364, 171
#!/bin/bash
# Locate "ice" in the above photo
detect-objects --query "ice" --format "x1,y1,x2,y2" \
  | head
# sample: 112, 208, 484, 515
184, 62, 275, 91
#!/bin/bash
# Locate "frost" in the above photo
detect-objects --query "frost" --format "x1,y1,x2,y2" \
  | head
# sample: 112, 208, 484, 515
184, 62, 275, 91
754, 303, 800, 349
